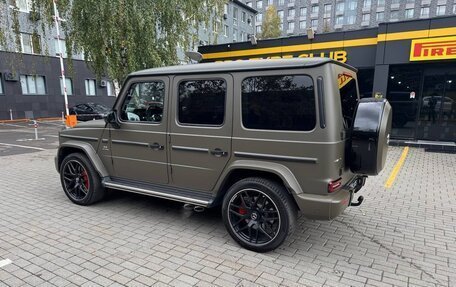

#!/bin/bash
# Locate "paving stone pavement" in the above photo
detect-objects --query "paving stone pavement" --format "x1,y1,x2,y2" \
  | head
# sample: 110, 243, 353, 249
0, 146, 455, 287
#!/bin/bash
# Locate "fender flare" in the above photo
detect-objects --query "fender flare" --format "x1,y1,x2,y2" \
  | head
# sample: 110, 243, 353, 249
57, 140, 109, 178
214, 160, 304, 196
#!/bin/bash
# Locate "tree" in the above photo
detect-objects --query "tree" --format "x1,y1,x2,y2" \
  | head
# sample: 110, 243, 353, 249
259, 5, 281, 40
0, 0, 224, 84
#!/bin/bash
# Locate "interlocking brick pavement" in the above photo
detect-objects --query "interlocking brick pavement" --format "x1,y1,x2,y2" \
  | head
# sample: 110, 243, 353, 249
0, 147, 455, 286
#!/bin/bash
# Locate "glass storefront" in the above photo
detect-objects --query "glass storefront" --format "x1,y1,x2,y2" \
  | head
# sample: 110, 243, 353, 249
387, 63, 456, 142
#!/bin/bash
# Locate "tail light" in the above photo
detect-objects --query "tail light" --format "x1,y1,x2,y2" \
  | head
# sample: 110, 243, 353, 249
328, 178, 342, 193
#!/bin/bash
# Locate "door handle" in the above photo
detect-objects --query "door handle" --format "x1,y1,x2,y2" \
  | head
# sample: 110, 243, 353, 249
210, 148, 227, 157
149, 142, 164, 151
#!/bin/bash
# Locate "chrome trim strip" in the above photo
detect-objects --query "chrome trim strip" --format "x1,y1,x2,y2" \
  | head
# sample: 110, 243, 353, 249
172, 145, 209, 153
111, 139, 149, 147
170, 133, 231, 139
104, 182, 210, 206
60, 134, 99, 142
234, 151, 318, 163
232, 137, 344, 144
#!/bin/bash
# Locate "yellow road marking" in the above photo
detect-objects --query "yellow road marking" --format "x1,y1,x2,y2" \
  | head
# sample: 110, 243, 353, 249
385, 147, 409, 188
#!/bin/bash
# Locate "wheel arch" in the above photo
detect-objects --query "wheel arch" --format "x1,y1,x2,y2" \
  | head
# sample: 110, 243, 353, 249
57, 141, 109, 178
212, 160, 303, 207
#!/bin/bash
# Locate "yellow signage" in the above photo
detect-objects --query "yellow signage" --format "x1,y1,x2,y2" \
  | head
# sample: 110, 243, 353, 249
216, 50, 348, 63
410, 36, 456, 61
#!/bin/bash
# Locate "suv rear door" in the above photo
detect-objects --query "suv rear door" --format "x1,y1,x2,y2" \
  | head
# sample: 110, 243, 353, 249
109, 76, 169, 184
169, 74, 233, 191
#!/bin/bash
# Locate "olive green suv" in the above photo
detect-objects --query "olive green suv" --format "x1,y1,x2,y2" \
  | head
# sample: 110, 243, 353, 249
56, 58, 392, 252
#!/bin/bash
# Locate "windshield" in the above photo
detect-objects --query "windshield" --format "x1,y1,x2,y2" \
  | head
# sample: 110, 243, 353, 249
338, 73, 359, 129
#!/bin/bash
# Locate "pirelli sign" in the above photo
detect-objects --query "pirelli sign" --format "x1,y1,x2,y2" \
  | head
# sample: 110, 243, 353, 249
410, 36, 456, 61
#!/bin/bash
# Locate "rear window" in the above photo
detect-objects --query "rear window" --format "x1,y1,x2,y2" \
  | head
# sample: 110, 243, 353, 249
241, 75, 316, 131
338, 73, 359, 128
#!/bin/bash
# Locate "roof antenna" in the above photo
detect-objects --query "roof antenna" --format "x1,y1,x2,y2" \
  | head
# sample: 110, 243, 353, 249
185, 51, 203, 63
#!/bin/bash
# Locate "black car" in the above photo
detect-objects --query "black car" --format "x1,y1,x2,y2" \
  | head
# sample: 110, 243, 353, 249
69, 103, 110, 121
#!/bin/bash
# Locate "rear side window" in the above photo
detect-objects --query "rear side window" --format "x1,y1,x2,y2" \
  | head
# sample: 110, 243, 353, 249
338, 73, 359, 128
241, 75, 316, 131
178, 79, 226, 126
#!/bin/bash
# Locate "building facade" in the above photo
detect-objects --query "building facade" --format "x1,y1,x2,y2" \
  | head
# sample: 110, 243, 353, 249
199, 16, 456, 142
0, 1, 116, 120
244, 0, 456, 36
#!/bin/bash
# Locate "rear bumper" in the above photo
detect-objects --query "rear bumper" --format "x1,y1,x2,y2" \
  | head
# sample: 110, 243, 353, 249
293, 176, 366, 220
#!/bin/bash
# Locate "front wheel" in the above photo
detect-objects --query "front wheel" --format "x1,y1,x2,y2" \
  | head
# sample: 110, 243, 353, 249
60, 153, 105, 205
222, 177, 297, 252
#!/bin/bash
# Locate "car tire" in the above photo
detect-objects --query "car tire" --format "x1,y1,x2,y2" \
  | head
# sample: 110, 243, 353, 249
222, 177, 297, 252
60, 153, 105, 205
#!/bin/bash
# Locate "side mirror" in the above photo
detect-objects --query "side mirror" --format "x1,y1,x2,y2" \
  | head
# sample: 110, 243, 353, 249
105, 110, 120, 129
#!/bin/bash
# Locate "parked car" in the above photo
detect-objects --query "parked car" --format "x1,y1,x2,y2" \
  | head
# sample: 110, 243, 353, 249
69, 103, 110, 121
56, 58, 392, 252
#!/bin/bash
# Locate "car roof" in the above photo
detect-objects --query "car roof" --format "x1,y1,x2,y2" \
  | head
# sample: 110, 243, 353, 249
129, 58, 357, 78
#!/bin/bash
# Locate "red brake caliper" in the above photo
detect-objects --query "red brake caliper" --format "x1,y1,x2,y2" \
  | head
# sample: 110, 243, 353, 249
81, 170, 90, 189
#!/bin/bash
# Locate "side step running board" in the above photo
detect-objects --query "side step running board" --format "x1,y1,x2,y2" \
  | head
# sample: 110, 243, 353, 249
104, 180, 213, 207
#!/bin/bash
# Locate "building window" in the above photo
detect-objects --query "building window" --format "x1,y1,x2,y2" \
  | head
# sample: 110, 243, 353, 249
20, 33, 41, 54
241, 75, 316, 131
278, 0, 284, 5
107, 81, 115, 97
346, 15, 356, 25
60, 78, 73, 96
336, 2, 344, 13
249, 15, 254, 26
377, 0, 385, 6
0, 74, 3, 94
233, 28, 238, 42
336, 15, 344, 25
362, 13, 370, 22
300, 7, 307, 16
390, 10, 399, 21
347, 0, 357, 10
436, 5, 446, 16
289, 0, 295, 3
323, 18, 331, 30
363, 0, 371, 8
288, 21, 295, 32
288, 8, 295, 18
311, 5, 319, 14
85, 79, 96, 96
324, 4, 331, 13
420, 7, 429, 17
256, 25, 262, 34
405, 8, 414, 19
311, 19, 318, 27
224, 25, 229, 37
20, 75, 46, 95
299, 20, 306, 29
242, 11, 246, 23
54, 39, 67, 58
224, 3, 229, 14
376, 11, 384, 21
454, 4, 456, 14
267, 0, 273, 6
278, 10, 284, 20
233, 7, 238, 25
256, 13, 262, 23
241, 31, 247, 41
15, 0, 30, 12
178, 80, 226, 126
391, 0, 400, 5
256, 0, 263, 10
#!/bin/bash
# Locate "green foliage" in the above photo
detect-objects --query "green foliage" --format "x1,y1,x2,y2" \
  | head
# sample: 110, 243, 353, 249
260, 5, 281, 40
1, 0, 224, 84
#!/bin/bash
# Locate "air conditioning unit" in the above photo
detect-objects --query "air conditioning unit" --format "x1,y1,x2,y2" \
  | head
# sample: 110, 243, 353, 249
223, 13, 228, 20
4, 71, 18, 82
100, 80, 107, 87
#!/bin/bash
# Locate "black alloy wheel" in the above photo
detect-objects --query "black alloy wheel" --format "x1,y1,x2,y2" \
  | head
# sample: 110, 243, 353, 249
222, 177, 297, 252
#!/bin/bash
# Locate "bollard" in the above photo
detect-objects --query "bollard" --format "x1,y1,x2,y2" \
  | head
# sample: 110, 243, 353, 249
9, 109, 13, 121
33, 120, 39, 140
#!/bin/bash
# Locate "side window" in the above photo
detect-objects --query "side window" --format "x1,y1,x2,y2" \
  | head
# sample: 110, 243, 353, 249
178, 79, 226, 126
241, 75, 316, 131
338, 73, 359, 128
120, 81, 165, 123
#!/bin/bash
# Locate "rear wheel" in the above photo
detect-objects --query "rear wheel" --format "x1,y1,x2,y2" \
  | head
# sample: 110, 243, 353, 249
222, 177, 297, 252
60, 153, 105, 205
